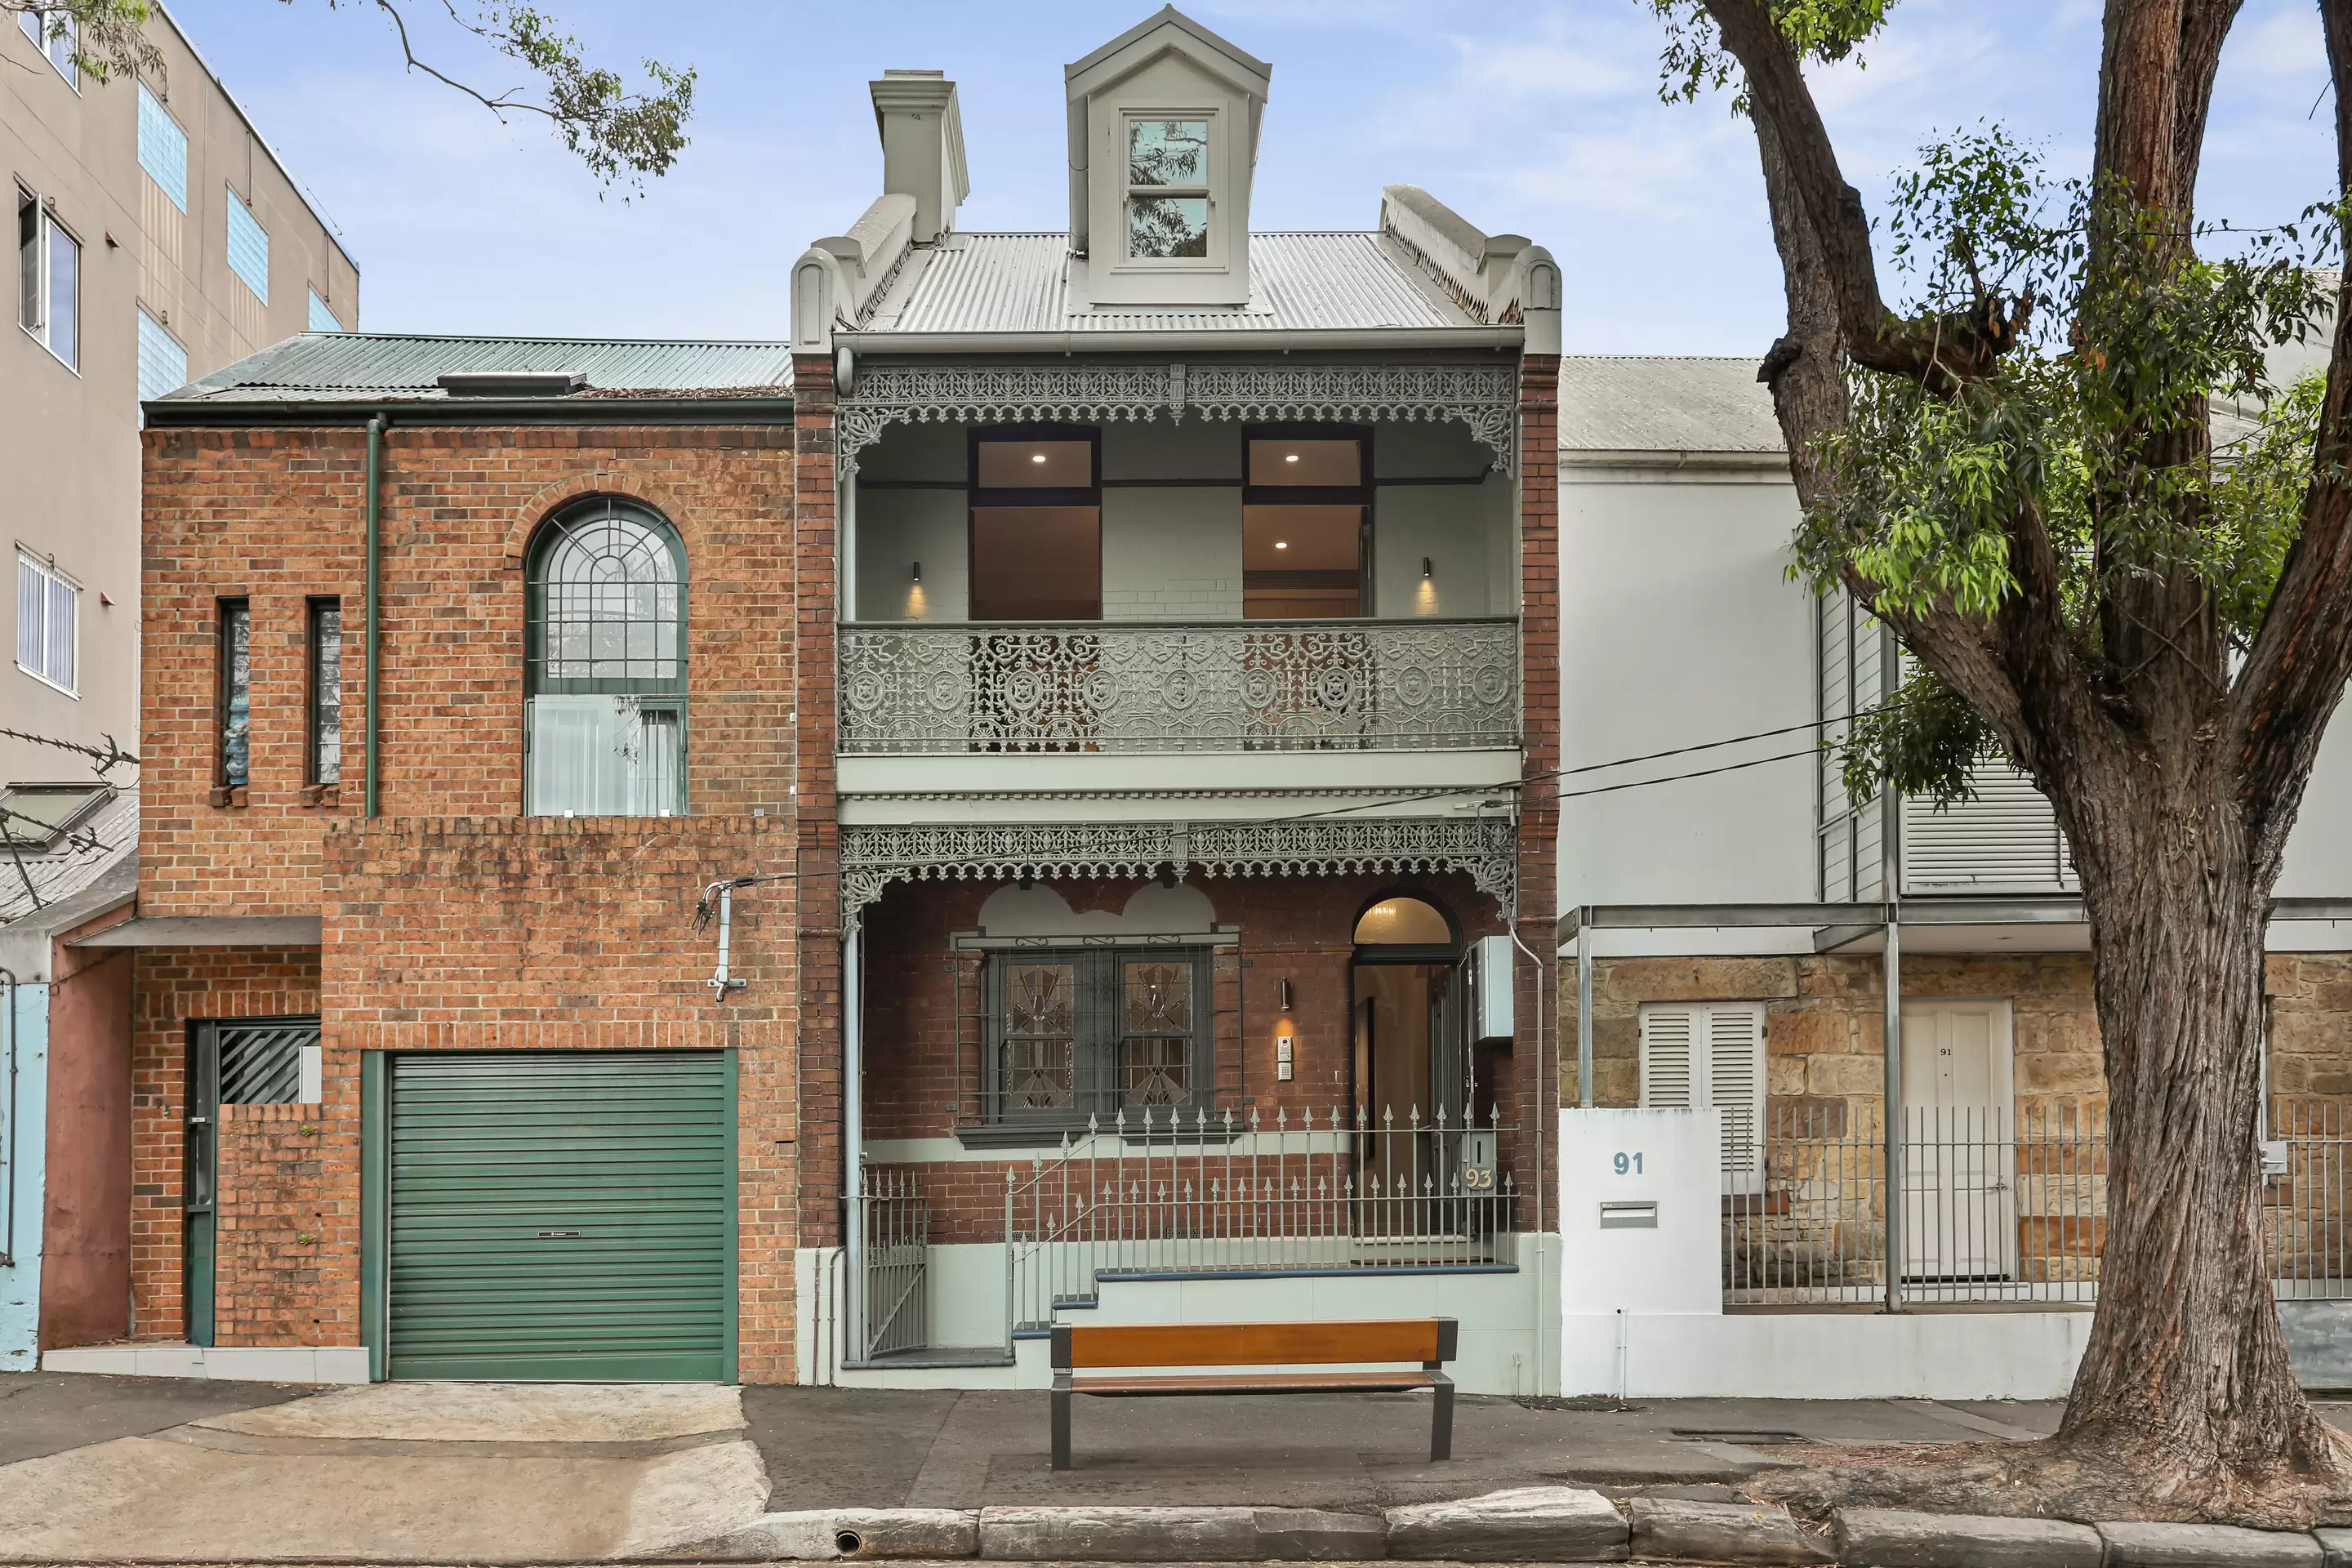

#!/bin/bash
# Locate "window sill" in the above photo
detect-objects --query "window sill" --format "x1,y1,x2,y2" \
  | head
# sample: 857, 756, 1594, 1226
954, 1116, 1244, 1150
208, 785, 248, 809
299, 783, 341, 809
14, 661, 78, 697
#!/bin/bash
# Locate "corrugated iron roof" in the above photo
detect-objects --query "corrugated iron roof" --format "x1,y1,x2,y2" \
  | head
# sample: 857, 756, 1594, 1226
164, 333, 795, 403
1560, 355, 1787, 455
858, 231, 1478, 336
0, 786, 137, 927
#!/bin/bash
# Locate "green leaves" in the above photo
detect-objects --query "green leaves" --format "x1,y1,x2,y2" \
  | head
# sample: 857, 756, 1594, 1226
1650, 0, 1897, 107
6, 1, 165, 84
1833, 669, 1993, 808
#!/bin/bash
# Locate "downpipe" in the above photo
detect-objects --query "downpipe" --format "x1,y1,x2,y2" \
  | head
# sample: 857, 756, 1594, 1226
1, 964, 16, 1267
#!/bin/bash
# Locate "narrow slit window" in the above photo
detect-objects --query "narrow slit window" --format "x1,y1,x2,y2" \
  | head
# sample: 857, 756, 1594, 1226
306, 597, 342, 786
217, 598, 251, 789
225, 188, 269, 304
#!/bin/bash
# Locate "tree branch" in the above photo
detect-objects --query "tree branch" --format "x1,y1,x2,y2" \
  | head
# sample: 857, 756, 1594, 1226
2228, 0, 2352, 875
1701, 0, 2033, 391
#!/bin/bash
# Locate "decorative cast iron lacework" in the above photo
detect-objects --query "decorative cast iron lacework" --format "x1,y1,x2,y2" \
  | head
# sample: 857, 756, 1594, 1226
836, 361, 1521, 480
837, 816, 1517, 928
839, 619, 1517, 755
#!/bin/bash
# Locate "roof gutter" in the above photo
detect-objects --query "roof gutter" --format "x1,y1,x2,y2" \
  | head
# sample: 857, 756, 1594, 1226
143, 396, 797, 430
835, 327, 1524, 354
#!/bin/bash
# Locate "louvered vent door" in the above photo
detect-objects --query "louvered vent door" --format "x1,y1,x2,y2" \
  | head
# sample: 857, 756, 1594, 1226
387, 1051, 731, 1381
1638, 1004, 1766, 1195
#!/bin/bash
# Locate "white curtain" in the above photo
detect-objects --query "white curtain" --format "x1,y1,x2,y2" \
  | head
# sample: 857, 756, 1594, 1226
527, 697, 680, 817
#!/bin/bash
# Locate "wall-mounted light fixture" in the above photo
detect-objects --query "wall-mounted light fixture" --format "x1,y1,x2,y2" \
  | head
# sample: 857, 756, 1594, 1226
1277, 978, 1294, 1011
1422, 557, 1434, 580
911, 560, 922, 583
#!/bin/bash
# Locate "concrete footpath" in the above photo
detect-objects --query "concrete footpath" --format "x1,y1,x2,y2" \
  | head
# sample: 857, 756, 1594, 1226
0, 1374, 2345, 1563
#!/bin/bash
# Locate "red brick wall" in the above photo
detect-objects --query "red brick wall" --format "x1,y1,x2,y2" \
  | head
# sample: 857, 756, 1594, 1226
140, 421, 798, 915
792, 358, 844, 1250
1515, 354, 1562, 1220
861, 870, 1511, 1238
130, 947, 323, 1340
137, 416, 807, 1374
214, 1103, 339, 1346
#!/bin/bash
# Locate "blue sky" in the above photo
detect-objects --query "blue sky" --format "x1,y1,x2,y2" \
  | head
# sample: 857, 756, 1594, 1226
167, 0, 2336, 354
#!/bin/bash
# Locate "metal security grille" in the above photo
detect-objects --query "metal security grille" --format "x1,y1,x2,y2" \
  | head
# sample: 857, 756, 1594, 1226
217, 1020, 316, 1105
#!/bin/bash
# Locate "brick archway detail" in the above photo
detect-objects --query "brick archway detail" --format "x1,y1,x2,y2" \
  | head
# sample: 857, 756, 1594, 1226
503, 470, 700, 568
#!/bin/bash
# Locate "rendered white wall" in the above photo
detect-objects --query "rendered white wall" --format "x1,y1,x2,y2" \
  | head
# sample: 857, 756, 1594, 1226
1559, 1309, 2090, 1399
1, 984, 47, 1372
2279, 711, 2352, 898
855, 488, 968, 621
1102, 487, 1242, 620
1373, 479, 1507, 618
1557, 1108, 1722, 1316
1557, 468, 1815, 908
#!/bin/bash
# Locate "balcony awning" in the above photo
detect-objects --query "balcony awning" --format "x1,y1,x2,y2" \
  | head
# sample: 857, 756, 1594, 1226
70, 914, 323, 948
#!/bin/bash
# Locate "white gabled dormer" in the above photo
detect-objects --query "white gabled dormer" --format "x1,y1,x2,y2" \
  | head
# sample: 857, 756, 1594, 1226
1065, 7, 1270, 307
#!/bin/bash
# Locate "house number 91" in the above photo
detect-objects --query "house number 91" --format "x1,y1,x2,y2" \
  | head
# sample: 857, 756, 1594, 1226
1613, 1152, 1645, 1175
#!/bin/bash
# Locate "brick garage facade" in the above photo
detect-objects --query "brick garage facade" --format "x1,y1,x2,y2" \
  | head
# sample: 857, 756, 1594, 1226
136, 415, 813, 1377
861, 871, 1521, 1241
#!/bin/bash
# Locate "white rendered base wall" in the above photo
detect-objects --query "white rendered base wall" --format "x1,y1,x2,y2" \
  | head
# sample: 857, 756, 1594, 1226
1557, 1107, 2096, 1399
42, 1343, 371, 1383
1559, 1309, 2091, 1400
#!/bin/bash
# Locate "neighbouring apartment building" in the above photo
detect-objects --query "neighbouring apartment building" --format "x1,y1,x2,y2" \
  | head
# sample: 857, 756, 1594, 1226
2, 1, 354, 1370
1552, 345, 2352, 1397
51, 7, 1567, 1389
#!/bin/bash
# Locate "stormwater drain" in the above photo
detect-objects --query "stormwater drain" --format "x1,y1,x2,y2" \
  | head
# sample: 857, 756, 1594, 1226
1670, 1428, 1806, 1445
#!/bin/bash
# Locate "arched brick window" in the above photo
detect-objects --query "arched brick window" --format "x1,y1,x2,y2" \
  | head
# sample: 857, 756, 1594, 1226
524, 497, 687, 816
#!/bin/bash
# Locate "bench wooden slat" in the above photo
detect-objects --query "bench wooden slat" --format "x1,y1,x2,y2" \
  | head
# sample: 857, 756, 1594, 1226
1062, 1318, 1443, 1369
1072, 1370, 1442, 1396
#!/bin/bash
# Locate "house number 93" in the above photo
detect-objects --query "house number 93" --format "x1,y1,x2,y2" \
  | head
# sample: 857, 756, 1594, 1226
1613, 1152, 1645, 1175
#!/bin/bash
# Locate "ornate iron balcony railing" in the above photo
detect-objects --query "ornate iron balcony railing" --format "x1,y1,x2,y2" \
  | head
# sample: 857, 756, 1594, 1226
838, 618, 1520, 755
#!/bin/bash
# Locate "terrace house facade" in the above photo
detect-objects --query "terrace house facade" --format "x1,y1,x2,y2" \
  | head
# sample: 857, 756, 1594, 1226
82, 8, 1566, 1390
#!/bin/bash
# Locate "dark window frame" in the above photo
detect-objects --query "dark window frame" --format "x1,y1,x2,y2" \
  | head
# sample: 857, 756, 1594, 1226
305, 595, 342, 787
522, 495, 690, 815
981, 943, 1214, 1127
967, 424, 1103, 623
1241, 423, 1376, 619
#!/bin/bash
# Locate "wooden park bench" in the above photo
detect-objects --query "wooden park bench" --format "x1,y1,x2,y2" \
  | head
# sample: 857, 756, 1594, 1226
1048, 1317, 1458, 1470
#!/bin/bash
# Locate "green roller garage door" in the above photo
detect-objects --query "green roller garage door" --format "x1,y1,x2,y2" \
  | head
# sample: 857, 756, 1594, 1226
388, 1051, 733, 1381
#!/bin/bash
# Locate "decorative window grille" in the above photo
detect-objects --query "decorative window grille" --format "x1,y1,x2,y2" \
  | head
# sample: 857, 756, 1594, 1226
1639, 1001, 1766, 1195
225, 187, 269, 303
137, 82, 188, 210
986, 947, 1211, 1124
138, 308, 187, 404
16, 552, 78, 693
524, 497, 687, 817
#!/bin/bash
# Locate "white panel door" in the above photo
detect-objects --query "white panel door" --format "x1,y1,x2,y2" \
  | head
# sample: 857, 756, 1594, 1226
1900, 1000, 2016, 1281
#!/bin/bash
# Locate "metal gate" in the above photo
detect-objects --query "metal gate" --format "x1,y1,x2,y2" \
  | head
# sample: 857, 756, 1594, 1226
385, 1050, 732, 1380
185, 1018, 320, 1346
855, 1165, 929, 1360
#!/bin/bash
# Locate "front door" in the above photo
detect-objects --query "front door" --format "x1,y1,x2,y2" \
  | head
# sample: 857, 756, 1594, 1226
1900, 1000, 2016, 1282
184, 1018, 322, 1345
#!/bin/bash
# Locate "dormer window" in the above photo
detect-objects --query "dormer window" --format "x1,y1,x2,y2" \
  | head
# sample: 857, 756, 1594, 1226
1126, 117, 1210, 261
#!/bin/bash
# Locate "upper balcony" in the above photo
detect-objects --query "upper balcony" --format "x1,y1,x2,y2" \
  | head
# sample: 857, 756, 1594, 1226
836, 412, 1521, 779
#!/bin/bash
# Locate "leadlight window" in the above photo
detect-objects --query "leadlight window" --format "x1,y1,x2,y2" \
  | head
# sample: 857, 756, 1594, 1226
306, 597, 342, 786
524, 497, 686, 817
986, 947, 1210, 1123
216, 598, 250, 789
1125, 117, 1209, 260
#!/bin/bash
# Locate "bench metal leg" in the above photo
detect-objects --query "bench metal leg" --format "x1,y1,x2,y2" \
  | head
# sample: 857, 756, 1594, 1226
1430, 1376, 1454, 1461
1051, 1383, 1073, 1471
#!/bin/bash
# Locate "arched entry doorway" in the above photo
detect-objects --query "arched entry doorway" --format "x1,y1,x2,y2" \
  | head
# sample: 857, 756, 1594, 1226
1350, 895, 1475, 1231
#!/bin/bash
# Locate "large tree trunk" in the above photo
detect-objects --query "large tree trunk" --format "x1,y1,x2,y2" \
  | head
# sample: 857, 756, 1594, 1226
2057, 753, 2347, 1509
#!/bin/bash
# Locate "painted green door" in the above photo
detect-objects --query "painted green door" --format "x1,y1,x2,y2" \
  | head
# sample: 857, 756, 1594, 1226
387, 1050, 731, 1381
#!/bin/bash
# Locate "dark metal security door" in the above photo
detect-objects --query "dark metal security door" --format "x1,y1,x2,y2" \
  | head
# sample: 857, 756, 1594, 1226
185, 1018, 320, 1346
385, 1050, 733, 1381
